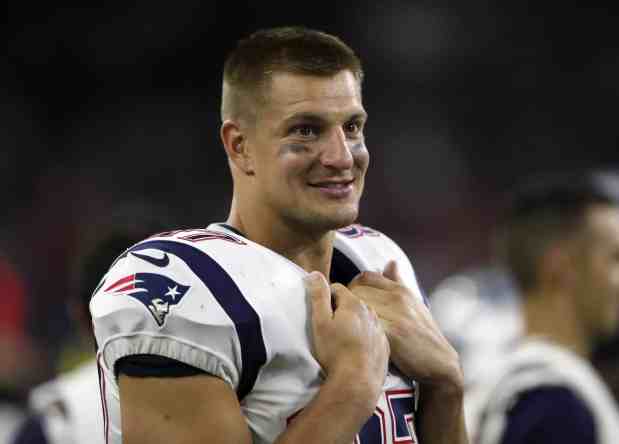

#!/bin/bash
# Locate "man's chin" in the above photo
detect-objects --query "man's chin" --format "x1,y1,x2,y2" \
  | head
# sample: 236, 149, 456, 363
320, 208, 359, 231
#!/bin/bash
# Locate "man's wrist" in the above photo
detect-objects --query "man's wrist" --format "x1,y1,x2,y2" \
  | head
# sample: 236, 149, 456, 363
419, 362, 465, 404
323, 368, 382, 415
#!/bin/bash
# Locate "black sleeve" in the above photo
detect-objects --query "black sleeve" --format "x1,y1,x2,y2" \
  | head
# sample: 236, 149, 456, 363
116, 354, 206, 378
500, 386, 596, 444
12, 414, 49, 444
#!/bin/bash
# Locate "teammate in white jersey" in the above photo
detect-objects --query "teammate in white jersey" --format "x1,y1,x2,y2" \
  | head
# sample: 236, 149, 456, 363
90, 26, 467, 444
13, 218, 168, 444
471, 170, 619, 444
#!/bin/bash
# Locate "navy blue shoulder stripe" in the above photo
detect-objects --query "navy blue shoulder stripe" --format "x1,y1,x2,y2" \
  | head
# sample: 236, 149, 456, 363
330, 247, 361, 285
128, 240, 266, 401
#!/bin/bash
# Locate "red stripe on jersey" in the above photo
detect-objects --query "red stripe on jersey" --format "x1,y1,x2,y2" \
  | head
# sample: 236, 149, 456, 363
104, 274, 135, 292
114, 283, 137, 293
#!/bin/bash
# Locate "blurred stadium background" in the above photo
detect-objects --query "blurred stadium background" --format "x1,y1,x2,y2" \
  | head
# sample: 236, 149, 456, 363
2, 0, 618, 425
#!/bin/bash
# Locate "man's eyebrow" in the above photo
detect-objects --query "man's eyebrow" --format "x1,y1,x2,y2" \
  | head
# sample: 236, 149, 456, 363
282, 113, 328, 126
282, 111, 368, 125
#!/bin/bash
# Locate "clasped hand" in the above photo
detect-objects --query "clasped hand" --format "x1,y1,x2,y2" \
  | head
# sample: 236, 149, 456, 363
348, 261, 463, 390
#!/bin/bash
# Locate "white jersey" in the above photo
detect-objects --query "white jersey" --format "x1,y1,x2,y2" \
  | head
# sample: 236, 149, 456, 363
28, 360, 104, 444
1, 404, 24, 444
90, 223, 424, 444
470, 338, 619, 444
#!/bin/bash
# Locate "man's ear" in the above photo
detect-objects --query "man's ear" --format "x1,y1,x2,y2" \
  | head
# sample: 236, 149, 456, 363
540, 241, 576, 291
220, 119, 254, 175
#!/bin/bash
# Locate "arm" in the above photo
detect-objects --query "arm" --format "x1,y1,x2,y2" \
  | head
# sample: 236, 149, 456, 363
120, 272, 390, 444
349, 261, 469, 444
120, 373, 252, 444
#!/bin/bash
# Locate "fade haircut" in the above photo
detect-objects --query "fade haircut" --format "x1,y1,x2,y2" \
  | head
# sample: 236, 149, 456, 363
496, 170, 619, 293
221, 26, 363, 122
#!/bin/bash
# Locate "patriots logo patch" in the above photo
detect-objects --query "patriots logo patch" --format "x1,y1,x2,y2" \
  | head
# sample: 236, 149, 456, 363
104, 273, 190, 326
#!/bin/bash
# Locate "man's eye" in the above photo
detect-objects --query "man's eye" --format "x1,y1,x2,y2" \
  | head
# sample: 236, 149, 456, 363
292, 125, 318, 137
344, 121, 362, 134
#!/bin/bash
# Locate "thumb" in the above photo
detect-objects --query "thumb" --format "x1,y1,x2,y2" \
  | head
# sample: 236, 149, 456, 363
304, 271, 332, 325
383, 260, 403, 283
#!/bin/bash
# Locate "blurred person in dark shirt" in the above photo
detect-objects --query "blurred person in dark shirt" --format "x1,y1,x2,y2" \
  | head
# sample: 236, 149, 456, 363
471, 170, 619, 444
592, 332, 619, 404
11, 209, 167, 444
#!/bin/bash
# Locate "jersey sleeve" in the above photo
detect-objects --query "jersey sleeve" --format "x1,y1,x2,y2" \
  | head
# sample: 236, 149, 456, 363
89, 239, 253, 391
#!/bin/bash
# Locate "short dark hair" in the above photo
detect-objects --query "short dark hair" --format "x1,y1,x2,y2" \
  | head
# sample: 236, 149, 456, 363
221, 26, 363, 121
497, 170, 619, 292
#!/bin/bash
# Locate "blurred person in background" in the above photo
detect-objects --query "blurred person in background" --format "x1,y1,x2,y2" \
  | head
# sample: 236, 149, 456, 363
11, 208, 167, 444
0, 255, 35, 444
470, 170, 619, 444
430, 265, 522, 430
593, 333, 619, 404
90, 26, 467, 444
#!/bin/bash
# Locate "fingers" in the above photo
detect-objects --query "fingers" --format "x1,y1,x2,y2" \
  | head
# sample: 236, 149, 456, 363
305, 272, 332, 324
349, 270, 392, 290
382, 260, 404, 284
330, 283, 359, 311
348, 260, 403, 289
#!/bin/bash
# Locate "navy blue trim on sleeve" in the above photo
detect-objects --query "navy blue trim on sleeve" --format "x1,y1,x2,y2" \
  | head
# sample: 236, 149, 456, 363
12, 414, 49, 444
500, 386, 596, 444
129, 240, 267, 401
116, 354, 205, 378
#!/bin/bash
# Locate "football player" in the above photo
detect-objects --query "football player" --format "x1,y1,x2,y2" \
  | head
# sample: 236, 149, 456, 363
472, 171, 619, 444
90, 27, 467, 444
13, 211, 168, 444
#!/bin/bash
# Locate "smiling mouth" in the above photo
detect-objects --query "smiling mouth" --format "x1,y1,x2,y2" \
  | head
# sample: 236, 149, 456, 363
308, 179, 355, 198
308, 179, 354, 188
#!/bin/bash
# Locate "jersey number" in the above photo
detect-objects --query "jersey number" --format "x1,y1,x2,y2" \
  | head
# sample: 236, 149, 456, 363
357, 389, 417, 444
288, 389, 416, 444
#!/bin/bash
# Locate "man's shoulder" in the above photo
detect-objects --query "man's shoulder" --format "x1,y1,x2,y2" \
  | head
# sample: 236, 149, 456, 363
89, 224, 273, 326
88, 225, 271, 390
136, 225, 253, 260
334, 223, 424, 301
334, 223, 406, 260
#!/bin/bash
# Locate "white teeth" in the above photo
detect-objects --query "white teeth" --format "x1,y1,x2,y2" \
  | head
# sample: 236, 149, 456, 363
316, 182, 349, 188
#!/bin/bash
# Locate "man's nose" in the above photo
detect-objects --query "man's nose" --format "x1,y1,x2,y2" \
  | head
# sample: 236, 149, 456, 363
320, 127, 354, 169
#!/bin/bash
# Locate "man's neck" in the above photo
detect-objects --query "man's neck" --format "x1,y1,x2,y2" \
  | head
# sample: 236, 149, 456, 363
226, 210, 335, 277
523, 289, 592, 358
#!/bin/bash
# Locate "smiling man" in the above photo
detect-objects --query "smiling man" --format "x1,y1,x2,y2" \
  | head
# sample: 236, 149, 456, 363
90, 27, 467, 444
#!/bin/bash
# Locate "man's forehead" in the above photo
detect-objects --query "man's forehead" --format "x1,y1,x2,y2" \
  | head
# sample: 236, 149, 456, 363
263, 70, 363, 115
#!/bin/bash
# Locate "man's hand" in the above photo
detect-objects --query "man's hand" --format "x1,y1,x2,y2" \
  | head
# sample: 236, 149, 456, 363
347, 261, 468, 444
306, 271, 390, 409
268, 271, 391, 444
348, 261, 462, 391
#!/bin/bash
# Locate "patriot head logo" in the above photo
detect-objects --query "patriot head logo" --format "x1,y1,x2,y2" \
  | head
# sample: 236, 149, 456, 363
104, 273, 190, 326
